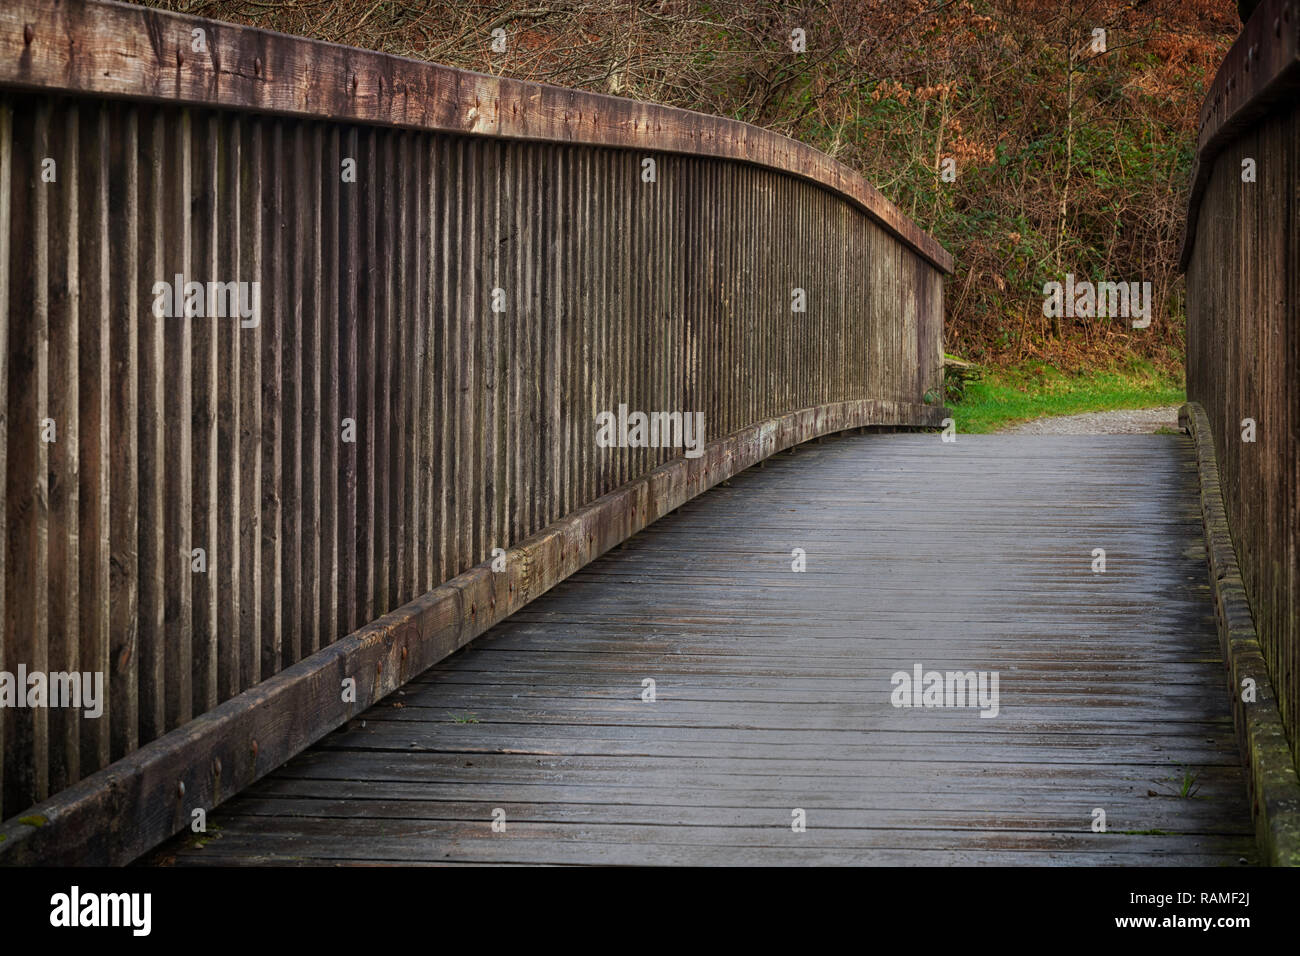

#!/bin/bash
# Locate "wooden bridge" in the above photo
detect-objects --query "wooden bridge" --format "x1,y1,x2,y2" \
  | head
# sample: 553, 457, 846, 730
0, 0, 1297, 866
150, 433, 1259, 865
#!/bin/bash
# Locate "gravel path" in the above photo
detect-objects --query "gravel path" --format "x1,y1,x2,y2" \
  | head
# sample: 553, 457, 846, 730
998, 404, 1182, 435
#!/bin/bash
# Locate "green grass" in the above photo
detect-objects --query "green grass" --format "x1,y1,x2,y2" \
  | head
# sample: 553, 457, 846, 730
947, 359, 1185, 434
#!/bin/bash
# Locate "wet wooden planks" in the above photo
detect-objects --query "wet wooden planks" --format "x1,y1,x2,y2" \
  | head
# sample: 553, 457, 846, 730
154, 433, 1258, 865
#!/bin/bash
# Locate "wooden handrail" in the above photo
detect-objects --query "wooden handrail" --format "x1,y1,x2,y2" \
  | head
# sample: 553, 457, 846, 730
0, 0, 953, 274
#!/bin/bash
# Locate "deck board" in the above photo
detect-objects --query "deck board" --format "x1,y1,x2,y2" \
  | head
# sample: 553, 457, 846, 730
152, 433, 1259, 866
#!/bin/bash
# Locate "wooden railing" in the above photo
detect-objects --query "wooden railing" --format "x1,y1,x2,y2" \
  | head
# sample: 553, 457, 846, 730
1181, 0, 1300, 770
0, 0, 950, 862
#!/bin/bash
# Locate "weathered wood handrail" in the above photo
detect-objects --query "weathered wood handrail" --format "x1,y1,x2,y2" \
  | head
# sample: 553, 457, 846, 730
1180, 0, 1300, 846
0, 0, 949, 862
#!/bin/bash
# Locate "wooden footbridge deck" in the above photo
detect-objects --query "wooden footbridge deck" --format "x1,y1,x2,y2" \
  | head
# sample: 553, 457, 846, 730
151, 433, 1257, 865
1, 0, 1297, 868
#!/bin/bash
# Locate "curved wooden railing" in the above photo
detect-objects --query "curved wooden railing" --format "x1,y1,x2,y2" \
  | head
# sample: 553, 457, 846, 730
1180, 0, 1300, 824
0, 0, 950, 862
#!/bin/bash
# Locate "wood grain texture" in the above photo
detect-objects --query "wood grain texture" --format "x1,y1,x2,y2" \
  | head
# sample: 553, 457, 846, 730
137, 107, 166, 745
0, 102, 8, 810
3, 100, 49, 814
152, 434, 1257, 866
106, 103, 139, 764
46, 101, 78, 793
191, 111, 219, 716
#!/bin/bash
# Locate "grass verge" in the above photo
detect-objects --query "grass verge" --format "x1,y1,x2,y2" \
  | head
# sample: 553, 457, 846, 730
948, 360, 1185, 434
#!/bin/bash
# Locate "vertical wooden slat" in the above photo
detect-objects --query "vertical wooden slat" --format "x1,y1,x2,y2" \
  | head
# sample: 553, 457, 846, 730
791, 174, 800, 413
561, 146, 576, 513
815, 183, 825, 408
752, 165, 763, 417
703, 158, 716, 444
671, 155, 684, 448
260, 120, 284, 680
3, 98, 52, 816
657, 156, 670, 469
729, 158, 738, 425
705, 159, 719, 445
670, 153, 681, 439
843, 194, 853, 402
810, 184, 819, 410
436, 135, 454, 586
216, 113, 242, 701
649, 150, 662, 468
237, 116, 262, 691
1284, 110, 1294, 738
741, 166, 752, 425
588, 148, 601, 499
638, 151, 652, 473
680, 154, 695, 470
724, 160, 735, 428
280, 122, 303, 669
136, 107, 166, 743
456, 138, 476, 572
519, 142, 536, 534
191, 112, 219, 715
499, 142, 517, 550
375, 131, 393, 615
697, 157, 709, 439
773, 170, 784, 416
716, 160, 728, 435
106, 104, 139, 761
577, 148, 592, 505
765, 164, 774, 418
302, 123, 322, 654
403, 130, 421, 605
390, 131, 407, 608
525, 142, 539, 531
477, 139, 492, 559
797, 176, 807, 412
314, 125, 335, 650
420, 133, 437, 593
625, 149, 637, 480
475, 136, 491, 561
0, 100, 9, 814
357, 127, 376, 624
484, 140, 502, 564
162, 108, 193, 730
609, 148, 624, 491
555, 145, 568, 510
319, 125, 339, 651
627, 149, 642, 480
797, 176, 806, 410
47, 101, 79, 793
586, 147, 600, 501
530, 144, 545, 526
509, 141, 526, 546
338, 125, 358, 637
732, 163, 743, 431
